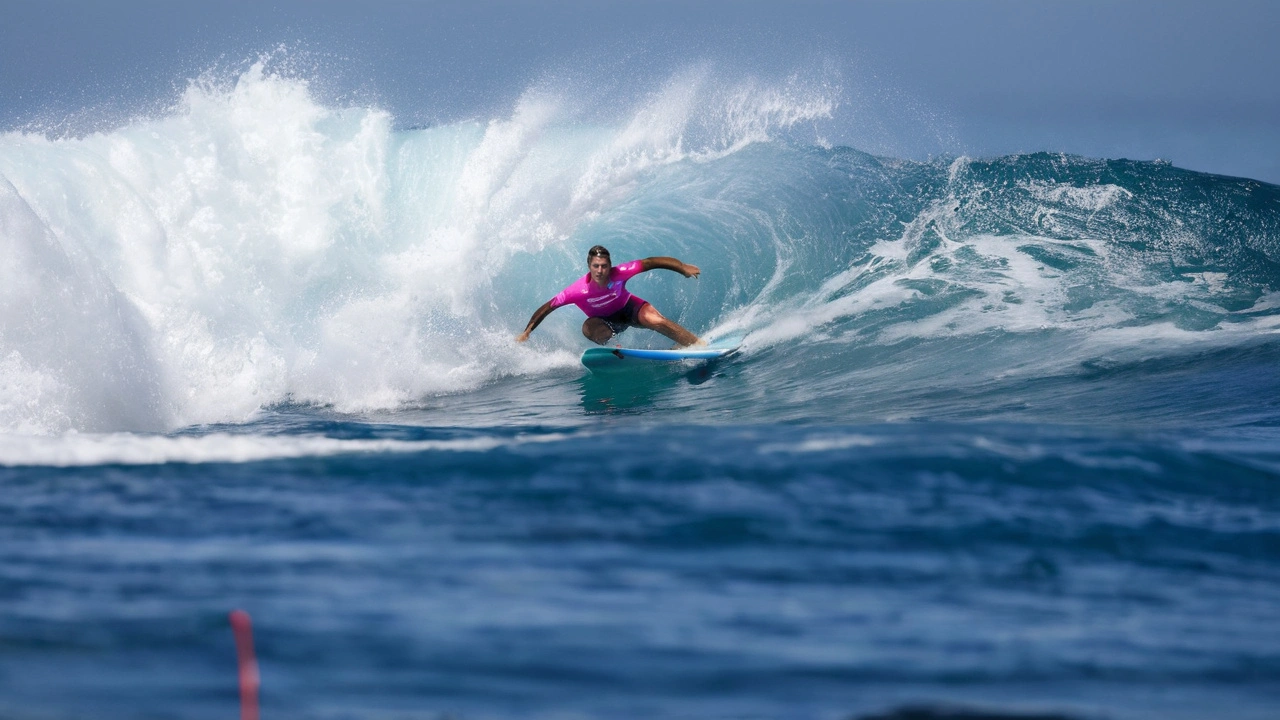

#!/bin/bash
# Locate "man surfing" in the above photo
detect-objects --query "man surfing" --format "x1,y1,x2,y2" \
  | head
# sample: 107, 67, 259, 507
516, 245, 703, 347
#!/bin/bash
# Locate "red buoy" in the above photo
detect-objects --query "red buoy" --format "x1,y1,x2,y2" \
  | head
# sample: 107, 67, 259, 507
229, 610, 260, 720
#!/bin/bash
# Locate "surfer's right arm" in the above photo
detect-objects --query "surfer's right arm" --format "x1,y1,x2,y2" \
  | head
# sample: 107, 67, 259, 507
640, 256, 700, 279
516, 301, 556, 343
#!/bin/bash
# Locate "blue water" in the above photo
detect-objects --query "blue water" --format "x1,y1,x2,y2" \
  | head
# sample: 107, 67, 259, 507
2, 63, 1279, 719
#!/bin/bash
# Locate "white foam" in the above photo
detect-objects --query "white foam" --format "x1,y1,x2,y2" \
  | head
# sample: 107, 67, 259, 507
0, 430, 573, 468
1022, 179, 1133, 212
758, 434, 880, 453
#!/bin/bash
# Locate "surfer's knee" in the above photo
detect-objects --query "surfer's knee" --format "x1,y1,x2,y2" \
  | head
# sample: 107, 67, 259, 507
583, 318, 613, 344
640, 306, 684, 336
636, 303, 665, 328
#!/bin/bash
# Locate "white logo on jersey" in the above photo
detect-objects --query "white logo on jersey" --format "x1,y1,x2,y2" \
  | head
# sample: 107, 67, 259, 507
586, 292, 619, 307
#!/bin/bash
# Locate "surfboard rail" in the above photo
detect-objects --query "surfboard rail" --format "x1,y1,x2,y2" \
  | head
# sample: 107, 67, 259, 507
580, 341, 740, 370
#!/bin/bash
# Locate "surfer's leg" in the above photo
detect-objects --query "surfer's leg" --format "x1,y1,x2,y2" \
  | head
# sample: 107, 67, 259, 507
585, 309, 635, 344
582, 317, 615, 344
635, 303, 702, 347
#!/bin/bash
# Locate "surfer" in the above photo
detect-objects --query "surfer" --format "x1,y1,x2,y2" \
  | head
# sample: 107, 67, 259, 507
516, 245, 703, 347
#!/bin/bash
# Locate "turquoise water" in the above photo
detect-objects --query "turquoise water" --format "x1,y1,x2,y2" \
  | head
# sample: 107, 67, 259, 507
2, 65, 1279, 719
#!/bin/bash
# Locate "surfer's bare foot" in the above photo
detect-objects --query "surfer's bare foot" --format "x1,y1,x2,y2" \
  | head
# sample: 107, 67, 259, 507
672, 339, 707, 348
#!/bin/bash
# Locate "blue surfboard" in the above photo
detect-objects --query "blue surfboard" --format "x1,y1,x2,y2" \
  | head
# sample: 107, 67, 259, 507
580, 336, 742, 370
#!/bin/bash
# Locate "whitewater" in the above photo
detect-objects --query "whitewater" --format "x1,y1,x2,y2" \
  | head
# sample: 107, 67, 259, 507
2, 61, 1279, 720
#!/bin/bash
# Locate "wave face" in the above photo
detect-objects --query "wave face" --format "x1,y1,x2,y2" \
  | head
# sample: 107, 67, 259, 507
3, 63, 1279, 433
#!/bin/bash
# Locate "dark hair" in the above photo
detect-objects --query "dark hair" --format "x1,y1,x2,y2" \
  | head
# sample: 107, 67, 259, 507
587, 245, 611, 263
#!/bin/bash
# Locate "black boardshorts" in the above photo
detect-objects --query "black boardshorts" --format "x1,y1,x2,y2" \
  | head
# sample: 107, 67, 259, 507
598, 297, 648, 335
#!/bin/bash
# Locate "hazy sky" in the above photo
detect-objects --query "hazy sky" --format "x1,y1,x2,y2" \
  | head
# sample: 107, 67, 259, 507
3, 0, 1278, 182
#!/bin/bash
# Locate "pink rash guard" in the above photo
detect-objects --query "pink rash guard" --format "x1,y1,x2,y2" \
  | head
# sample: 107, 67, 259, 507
549, 260, 647, 317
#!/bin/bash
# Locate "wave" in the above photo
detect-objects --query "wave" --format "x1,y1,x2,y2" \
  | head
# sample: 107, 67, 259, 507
2, 61, 1278, 434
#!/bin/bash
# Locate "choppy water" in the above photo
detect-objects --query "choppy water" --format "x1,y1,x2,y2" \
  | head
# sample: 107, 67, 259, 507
2, 62, 1279, 719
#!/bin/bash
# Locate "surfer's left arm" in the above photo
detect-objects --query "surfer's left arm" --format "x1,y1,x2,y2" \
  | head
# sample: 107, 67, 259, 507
641, 256, 700, 279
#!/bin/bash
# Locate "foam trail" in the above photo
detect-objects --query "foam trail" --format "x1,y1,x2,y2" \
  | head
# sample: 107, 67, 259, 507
0, 431, 574, 467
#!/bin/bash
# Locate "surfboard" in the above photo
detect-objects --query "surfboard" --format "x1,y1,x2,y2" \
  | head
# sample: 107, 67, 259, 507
581, 337, 742, 370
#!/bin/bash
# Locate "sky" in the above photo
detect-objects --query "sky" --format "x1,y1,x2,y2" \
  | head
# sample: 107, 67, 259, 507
3, 0, 1278, 183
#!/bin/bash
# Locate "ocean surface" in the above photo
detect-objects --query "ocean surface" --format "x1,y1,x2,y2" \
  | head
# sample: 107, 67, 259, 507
2, 63, 1279, 719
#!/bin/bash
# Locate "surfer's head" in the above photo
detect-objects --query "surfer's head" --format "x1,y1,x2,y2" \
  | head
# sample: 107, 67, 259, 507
587, 245, 612, 285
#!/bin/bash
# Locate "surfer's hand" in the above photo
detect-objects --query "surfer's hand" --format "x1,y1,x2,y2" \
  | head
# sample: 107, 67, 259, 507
516, 331, 530, 343
683, 263, 700, 279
